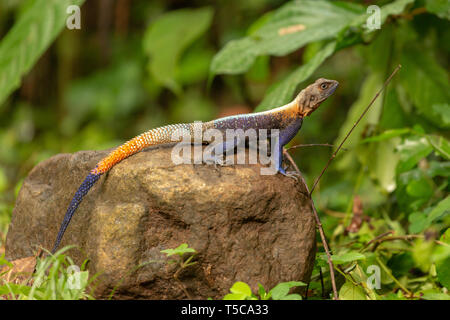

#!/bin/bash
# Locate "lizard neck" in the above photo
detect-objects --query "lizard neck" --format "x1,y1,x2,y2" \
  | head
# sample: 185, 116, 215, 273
260, 99, 301, 123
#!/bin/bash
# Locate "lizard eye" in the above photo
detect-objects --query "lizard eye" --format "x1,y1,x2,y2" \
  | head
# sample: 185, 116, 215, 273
320, 83, 328, 90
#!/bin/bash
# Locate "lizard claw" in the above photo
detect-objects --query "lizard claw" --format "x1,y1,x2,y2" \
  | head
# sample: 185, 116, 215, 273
279, 170, 302, 181
204, 156, 234, 167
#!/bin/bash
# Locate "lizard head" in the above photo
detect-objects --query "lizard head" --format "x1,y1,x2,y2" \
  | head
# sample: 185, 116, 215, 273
295, 78, 339, 117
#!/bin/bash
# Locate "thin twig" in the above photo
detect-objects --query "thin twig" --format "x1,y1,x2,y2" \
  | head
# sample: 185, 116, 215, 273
283, 149, 339, 300
309, 64, 402, 196
367, 234, 449, 252
174, 266, 192, 299
287, 144, 346, 151
375, 256, 412, 297
363, 231, 395, 250
319, 267, 325, 299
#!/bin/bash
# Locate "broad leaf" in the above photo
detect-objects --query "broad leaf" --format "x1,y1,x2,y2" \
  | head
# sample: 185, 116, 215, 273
396, 137, 433, 173
426, 0, 450, 20
143, 7, 213, 94
211, 0, 362, 75
427, 135, 450, 160
409, 196, 450, 233
160, 243, 196, 257
361, 128, 411, 144
350, 0, 415, 30
339, 281, 366, 300
269, 281, 306, 300
0, 0, 86, 107
399, 45, 450, 128
335, 73, 384, 170
330, 252, 366, 264
255, 41, 336, 111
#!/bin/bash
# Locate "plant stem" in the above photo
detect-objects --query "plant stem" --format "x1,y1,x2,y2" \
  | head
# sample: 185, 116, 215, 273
309, 64, 402, 196
283, 149, 339, 300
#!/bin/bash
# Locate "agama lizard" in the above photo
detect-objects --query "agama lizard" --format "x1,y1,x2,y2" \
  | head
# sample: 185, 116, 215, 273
51, 78, 338, 253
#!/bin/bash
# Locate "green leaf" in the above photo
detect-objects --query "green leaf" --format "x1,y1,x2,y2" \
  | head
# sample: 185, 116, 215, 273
160, 243, 196, 257
408, 211, 429, 234
409, 196, 450, 233
406, 178, 433, 199
370, 138, 402, 193
335, 73, 384, 170
269, 281, 306, 300
420, 290, 450, 300
396, 137, 433, 173
283, 294, 303, 300
0, 0, 86, 107
143, 7, 213, 94
330, 252, 366, 264
223, 293, 247, 300
432, 104, 450, 126
425, 0, 450, 20
0, 283, 32, 296
426, 135, 450, 160
399, 44, 450, 128
257, 283, 269, 299
436, 256, 450, 289
229, 281, 253, 298
349, 0, 415, 31
378, 0, 415, 24
361, 128, 411, 144
428, 161, 450, 178
0, 253, 13, 270
427, 196, 450, 224
387, 252, 415, 278
255, 41, 336, 112
339, 281, 366, 300
211, 0, 362, 75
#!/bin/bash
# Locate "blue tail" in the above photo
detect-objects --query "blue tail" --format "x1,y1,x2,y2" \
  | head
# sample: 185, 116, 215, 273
51, 172, 102, 254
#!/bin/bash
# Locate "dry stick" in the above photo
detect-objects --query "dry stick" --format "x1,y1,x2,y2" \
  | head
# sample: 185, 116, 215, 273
309, 64, 402, 196
287, 143, 348, 152
283, 150, 339, 300
370, 234, 449, 251
288, 143, 334, 150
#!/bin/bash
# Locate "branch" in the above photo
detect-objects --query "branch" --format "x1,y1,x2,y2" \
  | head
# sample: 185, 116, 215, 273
366, 233, 449, 252
287, 143, 344, 151
309, 64, 402, 196
283, 149, 339, 300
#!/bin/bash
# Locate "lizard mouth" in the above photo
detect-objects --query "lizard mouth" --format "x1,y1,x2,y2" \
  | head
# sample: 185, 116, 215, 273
328, 81, 339, 95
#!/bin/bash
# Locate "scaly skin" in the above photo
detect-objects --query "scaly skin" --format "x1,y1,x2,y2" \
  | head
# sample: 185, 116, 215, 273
51, 78, 338, 253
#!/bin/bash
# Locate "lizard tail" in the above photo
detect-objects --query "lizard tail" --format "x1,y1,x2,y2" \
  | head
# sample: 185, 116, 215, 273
51, 123, 193, 254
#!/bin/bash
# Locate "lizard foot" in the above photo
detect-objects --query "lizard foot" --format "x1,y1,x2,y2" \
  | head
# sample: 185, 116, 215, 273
204, 157, 234, 167
279, 170, 302, 181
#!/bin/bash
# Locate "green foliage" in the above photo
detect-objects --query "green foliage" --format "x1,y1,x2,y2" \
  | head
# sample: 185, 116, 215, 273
143, 7, 213, 94
339, 281, 367, 300
329, 251, 366, 264
425, 0, 450, 20
0, 0, 85, 107
0, 246, 94, 300
255, 41, 336, 111
161, 243, 197, 258
211, 0, 363, 75
223, 281, 306, 300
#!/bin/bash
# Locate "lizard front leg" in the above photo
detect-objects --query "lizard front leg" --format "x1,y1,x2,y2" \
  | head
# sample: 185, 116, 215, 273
204, 136, 241, 166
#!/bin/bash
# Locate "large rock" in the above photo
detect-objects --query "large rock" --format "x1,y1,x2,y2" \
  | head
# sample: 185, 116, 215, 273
5, 145, 316, 299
